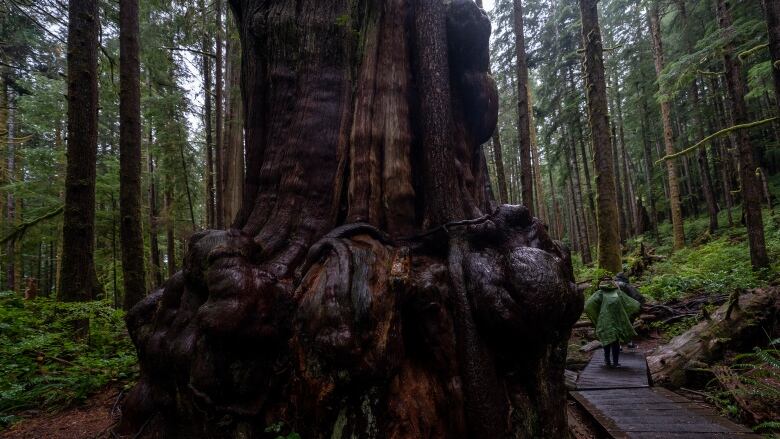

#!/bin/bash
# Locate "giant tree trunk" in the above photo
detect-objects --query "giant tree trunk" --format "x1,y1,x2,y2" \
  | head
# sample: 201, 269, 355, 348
716, 0, 769, 269
579, 0, 622, 273
118, 1, 582, 438
119, 0, 147, 310
60, 0, 103, 301
648, 3, 685, 250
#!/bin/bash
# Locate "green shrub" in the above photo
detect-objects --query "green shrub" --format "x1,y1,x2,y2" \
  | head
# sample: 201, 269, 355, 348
0, 292, 137, 428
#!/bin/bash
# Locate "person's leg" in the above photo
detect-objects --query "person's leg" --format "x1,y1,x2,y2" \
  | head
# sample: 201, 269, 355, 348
612, 342, 620, 366
603, 344, 612, 366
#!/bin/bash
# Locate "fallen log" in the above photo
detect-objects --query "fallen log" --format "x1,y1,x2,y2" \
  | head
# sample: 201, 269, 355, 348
646, 287, 779, 387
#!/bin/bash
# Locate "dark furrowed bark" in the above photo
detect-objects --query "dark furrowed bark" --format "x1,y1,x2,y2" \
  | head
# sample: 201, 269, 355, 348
118, 1, 581, 437
119, 0, 147, 310
60, 0, 102, 301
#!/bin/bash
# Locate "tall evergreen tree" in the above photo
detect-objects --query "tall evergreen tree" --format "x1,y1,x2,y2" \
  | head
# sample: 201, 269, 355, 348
60, 0, 102, 301
579, 0, 622, 273
119, 0, 146, 309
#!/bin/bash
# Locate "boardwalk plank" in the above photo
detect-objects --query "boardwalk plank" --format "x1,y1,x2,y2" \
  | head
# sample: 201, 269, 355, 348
571, 351, 759, 438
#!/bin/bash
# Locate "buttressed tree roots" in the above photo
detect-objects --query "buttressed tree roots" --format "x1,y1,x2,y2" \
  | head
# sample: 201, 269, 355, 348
118, 0, 582, 437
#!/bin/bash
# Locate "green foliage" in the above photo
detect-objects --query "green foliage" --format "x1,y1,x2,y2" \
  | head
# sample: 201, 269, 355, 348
0, 293, 136, 428
635, 210, 779, 302
265, 422, 301, 439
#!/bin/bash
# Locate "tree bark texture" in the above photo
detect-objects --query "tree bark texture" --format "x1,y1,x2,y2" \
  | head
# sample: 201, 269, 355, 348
119, 0, 147, 310
214, 0, 225, 229
648, 3, 685, 251
201, 0, 216, 229
60, 0, 103, 301
716, 0, 769, 269
118, 1, 582, 438
513, 0, 534, 215
579, 0, 622, 273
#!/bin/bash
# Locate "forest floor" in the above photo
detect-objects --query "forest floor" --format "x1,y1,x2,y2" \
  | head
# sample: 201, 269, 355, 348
0, 386, 120, 439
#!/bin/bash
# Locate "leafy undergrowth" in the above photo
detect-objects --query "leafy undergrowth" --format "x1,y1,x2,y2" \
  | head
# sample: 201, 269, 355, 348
631, 209, 780, 302
704, 338, 780, 436
0, 292, 137, 429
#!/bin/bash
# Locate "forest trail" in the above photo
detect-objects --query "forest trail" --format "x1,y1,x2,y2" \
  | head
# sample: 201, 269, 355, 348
571, 352, 759, 438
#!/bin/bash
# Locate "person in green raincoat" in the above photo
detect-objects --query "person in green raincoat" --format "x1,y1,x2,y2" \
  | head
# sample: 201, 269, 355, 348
584, 276, 641, 368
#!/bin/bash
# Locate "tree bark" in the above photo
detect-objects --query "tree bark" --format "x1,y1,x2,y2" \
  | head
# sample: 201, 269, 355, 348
201, 0, 215, 229
513, 0, 534, 214
764, 0, 780, 117
491, 130, 509, 204
119, 0, 147, 310
60, 0, 103, 301
716, 0, 769, 269
118, 1, 582, 437
214, 0, 225, 229
648, 3, 685, 250
579, 0, 622, 273
220, 17, 244, 226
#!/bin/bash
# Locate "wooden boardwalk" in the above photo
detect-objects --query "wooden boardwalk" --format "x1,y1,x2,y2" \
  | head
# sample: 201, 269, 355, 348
571, 350, 758, 438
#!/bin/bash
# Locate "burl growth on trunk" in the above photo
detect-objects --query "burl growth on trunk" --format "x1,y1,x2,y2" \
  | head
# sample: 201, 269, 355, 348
118, 1, 582, 437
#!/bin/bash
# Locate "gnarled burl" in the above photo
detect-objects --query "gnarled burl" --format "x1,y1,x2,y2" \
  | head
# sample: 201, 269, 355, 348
118, 0, 582, 437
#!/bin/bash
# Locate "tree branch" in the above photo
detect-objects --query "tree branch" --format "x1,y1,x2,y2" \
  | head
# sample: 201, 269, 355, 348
657, 117, 778, 164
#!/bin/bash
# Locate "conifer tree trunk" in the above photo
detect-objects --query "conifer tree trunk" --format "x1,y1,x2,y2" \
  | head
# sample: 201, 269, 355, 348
716, 0, 769, 269
119, 0, 147, 310
221, 20, 244, 226
569, 132, 592, 264
764, 0, 780, 116
513, 0, 534, 214
118, 1, 581, 437
649, 3, 685, 250
579, 0, 622, 273
214, 0, 224, 229
492, 131, 509, 204
201, 0, 215, 229
60, 0, 103, 301
164, 182, 176, 277
147, 143, 163, 287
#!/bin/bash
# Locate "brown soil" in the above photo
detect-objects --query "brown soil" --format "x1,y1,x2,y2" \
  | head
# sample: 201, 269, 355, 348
0, 387, 119, 439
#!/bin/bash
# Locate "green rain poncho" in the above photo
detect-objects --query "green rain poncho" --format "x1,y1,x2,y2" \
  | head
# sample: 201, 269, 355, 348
584, 286, 641, 346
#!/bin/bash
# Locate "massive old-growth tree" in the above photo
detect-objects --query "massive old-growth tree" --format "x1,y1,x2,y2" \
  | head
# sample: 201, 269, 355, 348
118, 0, 581, 437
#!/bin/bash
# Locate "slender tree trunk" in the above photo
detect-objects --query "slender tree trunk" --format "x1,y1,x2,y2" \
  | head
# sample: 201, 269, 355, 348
119, 0, 147, 310
164, 182, 176, 277
214, 0, 224, 229
0, 74, 7, 291
716, 0, 769, 269
569, 133, 592, 264
201, 0, 215, 229
513, 0, 534, 214
148, 131, 163, 287
221, 18, 244, 225
649, 3, 685, 250
528, 90, 546, 221
491, 131, 509, 204
579, 0, 622, 273
611, 119, 627, 241
614, 81, 636, 236
764, 0, 780, 117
